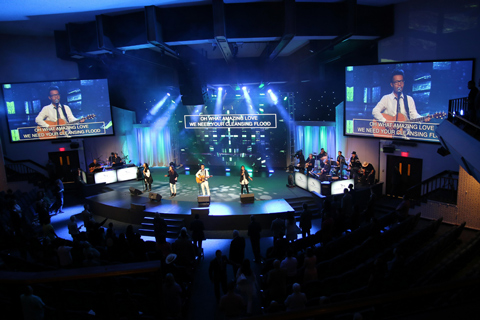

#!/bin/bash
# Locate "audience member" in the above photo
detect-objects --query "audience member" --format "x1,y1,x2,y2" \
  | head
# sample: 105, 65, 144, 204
20, 285, 45, 320
67, 215, 81, 240
299, 203, 312, 238
266, 259, 287, 303
396, 195, 410, 221
57, 239, 73, 268
281, 249, 298, 285
51, 179, 64, 214
341, 188, 353, 218
321, 212, 335, 244
229, 230, 245, 277
172, 227, 196, 266
303, 247, 318, 283
219, 281, 246, 319
190, 214, 206, 255
236, 259, 258, 316
284, 283, 307, 311
156, 234, 172, 259
285, 213, 298, 242
153, 213, 167, 241
162, 273, 183, 318
270, 214, 285, 245
248, 215, 262, 262
42, 217, 57, 242
209, 249, 229, 303
80, 204, 94, 226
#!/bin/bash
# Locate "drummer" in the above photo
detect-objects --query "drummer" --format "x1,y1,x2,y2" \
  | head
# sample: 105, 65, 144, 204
318, 148, 328, 168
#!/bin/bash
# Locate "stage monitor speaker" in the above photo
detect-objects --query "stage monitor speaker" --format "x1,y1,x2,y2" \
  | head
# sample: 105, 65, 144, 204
149, 192, 162, 201
383, 145, 396, 153
191, 207, 209, 215
197, 195, 210, 207
240, 193, 255, 203
129, 187, 142, 196
130, 203, 146, 212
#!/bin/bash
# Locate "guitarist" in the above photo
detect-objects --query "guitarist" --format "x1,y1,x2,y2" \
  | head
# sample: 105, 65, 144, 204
88, 159, 103, 173
372, 69, 430, 124
35, 86, 85, 128
195, 164, 211, 196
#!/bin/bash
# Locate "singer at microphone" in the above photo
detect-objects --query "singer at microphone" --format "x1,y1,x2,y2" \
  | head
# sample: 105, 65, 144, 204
35, 86, 85, 128
372, 69, 431, 123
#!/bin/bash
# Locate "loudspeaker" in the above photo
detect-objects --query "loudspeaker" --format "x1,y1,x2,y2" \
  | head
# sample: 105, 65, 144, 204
437, 147, 450, 157
130, 203, 146, 212
191, 207, 209, 215
240, 193, 255, 203
197, 195, 210, 207
383, 145, 396, 153
129, 187, 142, 195
149, 192, 162, 201
70, 142, 79, 149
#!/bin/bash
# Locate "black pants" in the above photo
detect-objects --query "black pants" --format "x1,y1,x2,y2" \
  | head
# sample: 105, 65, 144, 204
241, 184, 250, 194
144, 181, 151, 191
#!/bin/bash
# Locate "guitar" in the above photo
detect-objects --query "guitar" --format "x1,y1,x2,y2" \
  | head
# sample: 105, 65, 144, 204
89, 165, 103, 173
372, 112, 446, 139
37, 114, 96, 140
196, 175, 212, 184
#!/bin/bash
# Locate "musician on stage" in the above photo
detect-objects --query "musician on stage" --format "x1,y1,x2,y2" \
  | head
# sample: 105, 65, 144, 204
318, 148, 328, 168
112, 153, 123, 166
361, 162, 376, 186
372, 69, 430, 123
240, 165, 253, 194
306, 154, 315, 173
88, 159, 103, 173
143, 163, 153, 192
35, 86, 84, 127
196, 164, 211, 196
165, 165, 178, 197
319, 159, 331, 181
348, 151, 361, 181
295, 150, 306, 174
336, 151, 346, 179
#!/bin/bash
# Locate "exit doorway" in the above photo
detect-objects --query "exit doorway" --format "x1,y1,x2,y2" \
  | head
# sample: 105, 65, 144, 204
385, 155, 423, 198
48, 150, 80, 183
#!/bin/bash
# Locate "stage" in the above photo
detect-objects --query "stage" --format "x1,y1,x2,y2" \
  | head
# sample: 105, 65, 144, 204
84, 168, 311, 231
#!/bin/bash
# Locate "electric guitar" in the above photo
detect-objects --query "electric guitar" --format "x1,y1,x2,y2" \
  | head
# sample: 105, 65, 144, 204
89, 165, 103, 173
37, 114, 96, 140
372, 112, 446, 139
196, 175, 212, 184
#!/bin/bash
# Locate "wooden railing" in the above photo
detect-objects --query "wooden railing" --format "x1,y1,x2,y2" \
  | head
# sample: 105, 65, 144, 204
4, 157, 48, 183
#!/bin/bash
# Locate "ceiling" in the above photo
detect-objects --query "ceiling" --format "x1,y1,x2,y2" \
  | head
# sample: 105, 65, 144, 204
0, 0, 406, 37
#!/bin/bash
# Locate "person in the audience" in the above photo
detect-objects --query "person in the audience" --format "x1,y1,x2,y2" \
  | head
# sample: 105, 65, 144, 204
20, 285, 46, 320
299, 203, 312, 238
270, 214, 285, 246
190, 214, 205, 255
281, 249, 298, 286
285, 213, 298, 242
209, 249, 229, 303
229, 229, 245, 277
303, 247, 318, 283
162, 273, 183, 319
284, 283, 307, 311
236, 259, 258, 316
172, 227, 196, 266
248, 215, 262, 263
266, 259, 287, 304
219, 281, 245, 318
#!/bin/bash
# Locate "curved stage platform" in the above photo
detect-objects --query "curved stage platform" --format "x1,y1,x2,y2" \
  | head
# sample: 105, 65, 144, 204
86, 190, 295, 231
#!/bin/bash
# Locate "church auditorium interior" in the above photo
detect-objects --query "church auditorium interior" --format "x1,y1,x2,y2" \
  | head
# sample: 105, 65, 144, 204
2, 0, 480, 319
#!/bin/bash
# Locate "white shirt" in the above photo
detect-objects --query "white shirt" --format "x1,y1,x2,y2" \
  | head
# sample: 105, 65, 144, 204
372, 92, 421, 123
35, 103, 78, 127
196, 169, 209, 181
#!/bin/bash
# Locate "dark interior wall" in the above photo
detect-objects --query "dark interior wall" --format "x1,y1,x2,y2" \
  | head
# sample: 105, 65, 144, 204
0, 34, 81, 167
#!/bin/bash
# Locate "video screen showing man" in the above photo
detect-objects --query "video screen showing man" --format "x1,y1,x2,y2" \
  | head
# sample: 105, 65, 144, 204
35, 86, 85, 128
372, 69, 431, 124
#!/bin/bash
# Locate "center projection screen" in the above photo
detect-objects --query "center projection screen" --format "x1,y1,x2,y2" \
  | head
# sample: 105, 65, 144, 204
177, 89, 289, 169
344, 59, 473, 143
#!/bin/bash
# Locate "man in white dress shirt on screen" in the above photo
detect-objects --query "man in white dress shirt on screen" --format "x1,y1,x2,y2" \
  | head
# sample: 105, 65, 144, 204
35, 86, 83, 128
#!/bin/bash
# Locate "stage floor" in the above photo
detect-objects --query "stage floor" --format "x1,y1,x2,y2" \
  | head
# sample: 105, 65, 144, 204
93, 167, 312, 203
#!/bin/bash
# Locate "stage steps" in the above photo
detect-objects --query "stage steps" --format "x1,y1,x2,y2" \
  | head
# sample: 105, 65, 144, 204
285, 196, 321, 220
138, 214, 185, 239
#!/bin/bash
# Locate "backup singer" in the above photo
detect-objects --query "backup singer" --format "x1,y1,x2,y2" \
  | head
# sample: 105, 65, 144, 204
165, 166, 178, 197
240, 165, 253, 194
196, 164, 211, 196
143, 163, 153, 192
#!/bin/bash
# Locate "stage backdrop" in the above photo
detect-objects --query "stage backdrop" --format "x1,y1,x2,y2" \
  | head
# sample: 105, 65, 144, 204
127, 124, 175, 167
295, 125, 336, 161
